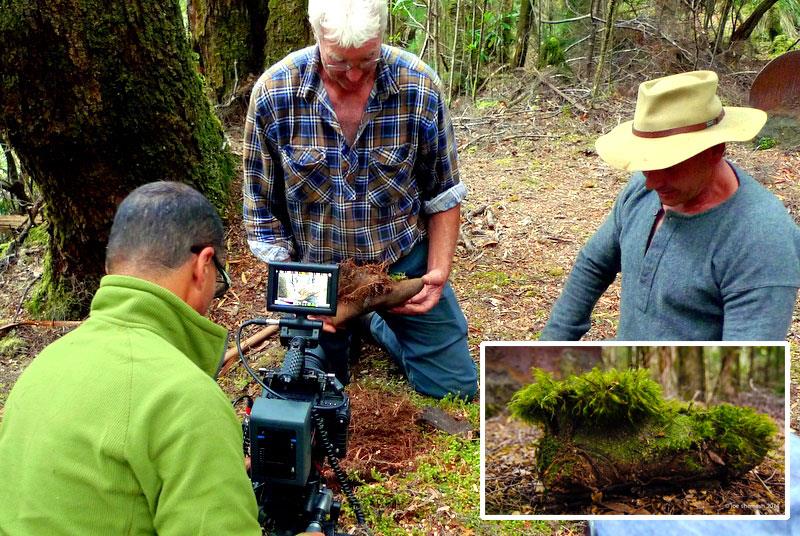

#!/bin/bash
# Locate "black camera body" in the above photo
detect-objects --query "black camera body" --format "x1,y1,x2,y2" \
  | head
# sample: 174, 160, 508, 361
239, 262, 358, 535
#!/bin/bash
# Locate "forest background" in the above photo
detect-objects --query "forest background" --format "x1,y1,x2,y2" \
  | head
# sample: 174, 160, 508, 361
0, 0, 799, 533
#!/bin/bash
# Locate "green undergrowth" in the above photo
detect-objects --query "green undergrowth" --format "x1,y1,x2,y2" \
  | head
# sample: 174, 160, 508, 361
346, 431, 553, 535
0, 331, 25, 357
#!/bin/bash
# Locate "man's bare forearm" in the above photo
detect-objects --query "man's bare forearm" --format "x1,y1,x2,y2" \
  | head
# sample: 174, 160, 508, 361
426, 204, 461, 279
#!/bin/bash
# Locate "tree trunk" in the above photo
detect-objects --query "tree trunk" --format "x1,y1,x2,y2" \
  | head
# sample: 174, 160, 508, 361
448, 0, 463, 101
471, 0, 490, 100
712, 0, 733, 54
512, 0, 534, 68
713, 347, 738, 402
660, 347, 677, 399
189, 0, 267, 102
585, 0, 599, 80
0, 0, 235, 318
591, 0, 620, 99
677, 347, 705, 401
263, 0, 312, 68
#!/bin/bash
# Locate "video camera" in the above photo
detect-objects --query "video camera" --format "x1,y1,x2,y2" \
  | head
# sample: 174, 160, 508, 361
235, 262, 365, 535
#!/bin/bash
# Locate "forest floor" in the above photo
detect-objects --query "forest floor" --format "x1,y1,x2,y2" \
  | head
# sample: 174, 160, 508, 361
0, 68, 798, 534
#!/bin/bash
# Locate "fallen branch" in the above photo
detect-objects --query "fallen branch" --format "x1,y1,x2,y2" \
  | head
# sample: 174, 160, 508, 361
532, 68, 589, 114
0, 319, 83, 337
219, 324, 280, 377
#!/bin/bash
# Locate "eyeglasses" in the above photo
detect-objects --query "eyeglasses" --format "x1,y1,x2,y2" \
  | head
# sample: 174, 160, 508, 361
323, 57, 381, 73
190, 245, 231, 299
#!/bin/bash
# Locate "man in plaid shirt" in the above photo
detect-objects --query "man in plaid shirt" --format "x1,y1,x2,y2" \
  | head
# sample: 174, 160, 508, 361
242, 0, 477, 399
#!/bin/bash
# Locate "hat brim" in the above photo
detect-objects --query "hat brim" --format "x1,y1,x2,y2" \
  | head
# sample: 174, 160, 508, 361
595, 107, 767, 171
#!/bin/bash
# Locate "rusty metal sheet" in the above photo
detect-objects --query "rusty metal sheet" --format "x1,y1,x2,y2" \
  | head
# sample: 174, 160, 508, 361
749, 50, 800, 117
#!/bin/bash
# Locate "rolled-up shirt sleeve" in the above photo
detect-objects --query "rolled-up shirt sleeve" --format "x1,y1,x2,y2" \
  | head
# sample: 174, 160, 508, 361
242, 80, 293, 262
420, 82, 467, 214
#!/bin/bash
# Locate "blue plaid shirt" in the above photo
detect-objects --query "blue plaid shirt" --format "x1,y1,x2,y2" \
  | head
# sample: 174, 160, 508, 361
243, 44, 466, 264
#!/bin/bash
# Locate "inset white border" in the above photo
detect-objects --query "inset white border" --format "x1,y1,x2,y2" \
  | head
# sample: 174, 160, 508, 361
479, 340, 791, 522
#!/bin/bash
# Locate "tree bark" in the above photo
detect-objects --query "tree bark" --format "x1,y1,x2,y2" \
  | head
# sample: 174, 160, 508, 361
263, 0, 311, 68
512, 0, 534, 68
591, 0, 620, 99
677, 347, 706, 401
0, 0, 235, 318
189, 0, 267, 102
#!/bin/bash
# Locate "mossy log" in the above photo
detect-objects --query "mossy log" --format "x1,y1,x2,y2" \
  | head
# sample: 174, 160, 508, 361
509, 368, 777, 495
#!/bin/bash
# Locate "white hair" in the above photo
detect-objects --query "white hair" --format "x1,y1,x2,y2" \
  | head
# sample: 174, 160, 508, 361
308, 0, 388, 48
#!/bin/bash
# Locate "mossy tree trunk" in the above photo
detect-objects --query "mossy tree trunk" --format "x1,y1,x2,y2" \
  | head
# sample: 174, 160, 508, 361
192, 0, 310, 86
189, 0, 268, 101
264, 0, 312, 68
0, 0, 235, 319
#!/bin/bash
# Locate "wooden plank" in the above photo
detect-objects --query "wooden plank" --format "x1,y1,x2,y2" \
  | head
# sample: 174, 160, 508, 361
0, 215, 27, 232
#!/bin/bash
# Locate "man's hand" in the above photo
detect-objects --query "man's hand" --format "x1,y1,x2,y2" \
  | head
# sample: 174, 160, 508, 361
390, 268, 447, 315
307, 315, 338, 333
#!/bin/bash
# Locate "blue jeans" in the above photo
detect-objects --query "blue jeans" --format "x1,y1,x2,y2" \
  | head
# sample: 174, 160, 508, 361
591, 433, 800, 536
313, 240, 478, 399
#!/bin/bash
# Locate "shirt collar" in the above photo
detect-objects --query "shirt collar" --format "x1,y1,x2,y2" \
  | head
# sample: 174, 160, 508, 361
298, 44, 400, 103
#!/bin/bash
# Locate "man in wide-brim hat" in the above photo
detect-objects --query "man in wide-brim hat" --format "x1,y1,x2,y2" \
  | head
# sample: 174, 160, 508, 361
542, 70, 800, 341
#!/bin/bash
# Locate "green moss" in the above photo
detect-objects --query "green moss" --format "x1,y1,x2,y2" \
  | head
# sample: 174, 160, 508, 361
473, 270, 511, 290
509, 367, 665, 431
0, 331, 25, 357
26, 250, 87, 320
701, 403, 777, 472
23, 223, 48, 246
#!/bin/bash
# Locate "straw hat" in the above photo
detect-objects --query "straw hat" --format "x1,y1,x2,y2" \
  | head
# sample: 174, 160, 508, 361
595, 71, 767, 171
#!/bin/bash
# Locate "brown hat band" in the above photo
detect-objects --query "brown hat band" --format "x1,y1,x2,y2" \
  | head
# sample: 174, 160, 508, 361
632, 110, 726, 139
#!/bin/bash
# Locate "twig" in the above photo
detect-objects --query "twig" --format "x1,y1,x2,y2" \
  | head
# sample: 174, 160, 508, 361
468, 205, 487, 218
0, 198, 43, 273
13, 273, 42, 322
542, 14, 591, 24
458, 226, 476, 252
0, 319, 83, 337
215, 60, 240, 109
499, 133, 561, 142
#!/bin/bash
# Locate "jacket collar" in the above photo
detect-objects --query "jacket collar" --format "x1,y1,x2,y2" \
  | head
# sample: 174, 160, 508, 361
89, 275, 228, 378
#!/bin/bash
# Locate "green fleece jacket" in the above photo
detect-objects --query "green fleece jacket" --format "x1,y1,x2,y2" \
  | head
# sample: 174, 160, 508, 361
0, 275, 261, 535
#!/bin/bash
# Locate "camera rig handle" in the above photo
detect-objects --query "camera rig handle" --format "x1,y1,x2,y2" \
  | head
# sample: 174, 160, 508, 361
279, 337, 307, 382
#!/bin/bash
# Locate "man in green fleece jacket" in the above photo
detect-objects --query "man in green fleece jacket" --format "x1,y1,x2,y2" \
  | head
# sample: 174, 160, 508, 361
0, 182, 263, 535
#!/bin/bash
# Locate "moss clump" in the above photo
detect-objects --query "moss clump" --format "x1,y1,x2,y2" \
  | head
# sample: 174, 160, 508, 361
510, 367, 664, 433
0, 331, 25, 357
511, 368, 777, 494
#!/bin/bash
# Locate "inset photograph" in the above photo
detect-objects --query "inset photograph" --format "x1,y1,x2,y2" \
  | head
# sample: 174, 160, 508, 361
482, 344, 788, 518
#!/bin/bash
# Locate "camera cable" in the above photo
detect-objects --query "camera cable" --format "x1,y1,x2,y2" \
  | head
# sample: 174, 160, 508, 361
311, 409, 371, 532
236, 318, 286, 399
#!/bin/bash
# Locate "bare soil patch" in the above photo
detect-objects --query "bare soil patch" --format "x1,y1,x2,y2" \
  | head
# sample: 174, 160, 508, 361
339, 385, 433, 479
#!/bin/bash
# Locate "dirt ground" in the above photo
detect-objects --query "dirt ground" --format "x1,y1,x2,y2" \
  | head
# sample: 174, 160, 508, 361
0, 67, 798, 534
